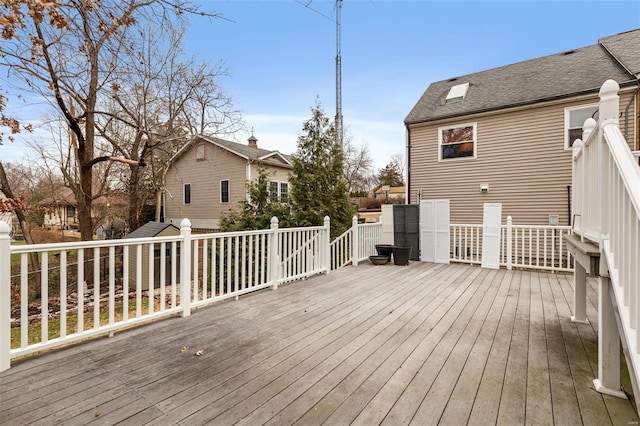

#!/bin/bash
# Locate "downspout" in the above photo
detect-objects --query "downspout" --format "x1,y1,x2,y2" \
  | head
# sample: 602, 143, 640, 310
405, 124, 411, 204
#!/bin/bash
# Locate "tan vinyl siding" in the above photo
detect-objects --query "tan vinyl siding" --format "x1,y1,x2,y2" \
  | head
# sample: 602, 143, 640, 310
165, 143, 247, 229
409, 91, 637, 226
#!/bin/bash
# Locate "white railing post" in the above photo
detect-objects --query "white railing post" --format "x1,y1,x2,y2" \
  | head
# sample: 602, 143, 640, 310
180, 218, 192, 317
572, 138, 583, 238
269, 217, 280, 289
506, 216, 513, 271
324, 216, 331, 274
352, 215, 359, 266
0, 221, 11, 371
598, 80, 619, 242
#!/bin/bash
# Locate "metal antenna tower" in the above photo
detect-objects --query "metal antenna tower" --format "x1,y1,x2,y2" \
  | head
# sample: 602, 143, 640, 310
335, 0, 343, 147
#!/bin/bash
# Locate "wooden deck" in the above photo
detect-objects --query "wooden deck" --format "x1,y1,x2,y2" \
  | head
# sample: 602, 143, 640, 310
1, 262, 638, 425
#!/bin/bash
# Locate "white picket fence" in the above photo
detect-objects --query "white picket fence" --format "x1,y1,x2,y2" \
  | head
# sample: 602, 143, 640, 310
450, 217, 573, 272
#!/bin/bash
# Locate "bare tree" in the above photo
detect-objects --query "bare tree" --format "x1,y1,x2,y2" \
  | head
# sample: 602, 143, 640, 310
342, 132, 375, 195
0, 0, 221, 240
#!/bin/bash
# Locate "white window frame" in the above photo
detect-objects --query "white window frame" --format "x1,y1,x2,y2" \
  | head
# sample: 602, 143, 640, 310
438, 122, 477, 162
220, 179, 230, 203
183, 183, 191, 205
269, 180, 289, 203
280, 182, 289, 203
564, 103, 598, 150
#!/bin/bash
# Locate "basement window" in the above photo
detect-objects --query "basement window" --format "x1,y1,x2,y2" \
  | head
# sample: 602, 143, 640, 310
446, 82, 469, 103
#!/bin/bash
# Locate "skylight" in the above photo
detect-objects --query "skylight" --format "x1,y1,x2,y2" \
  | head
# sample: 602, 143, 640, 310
446, 82, 469, 103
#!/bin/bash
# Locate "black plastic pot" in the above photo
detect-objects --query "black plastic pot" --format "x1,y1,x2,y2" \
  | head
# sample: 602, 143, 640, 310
375, 244, 393, 261
392, 245, 412, 266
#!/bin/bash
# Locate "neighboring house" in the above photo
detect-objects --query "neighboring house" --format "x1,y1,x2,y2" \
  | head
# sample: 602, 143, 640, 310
39, 186, 127, 234
39, 186, 80, 231
164, 134, 293, 231
124, 221, 180, 287
372, 186, 406, 202
405, 28, 639, 225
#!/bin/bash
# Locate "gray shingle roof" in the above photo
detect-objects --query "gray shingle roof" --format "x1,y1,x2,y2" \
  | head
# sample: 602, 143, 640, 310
124, 221, 179, 238
405, 29, 640, 125
171, 135, 293, 167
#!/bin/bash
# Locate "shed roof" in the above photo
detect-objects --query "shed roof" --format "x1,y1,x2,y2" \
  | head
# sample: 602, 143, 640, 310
405, 28, 640, 125
124, 221, 179, 239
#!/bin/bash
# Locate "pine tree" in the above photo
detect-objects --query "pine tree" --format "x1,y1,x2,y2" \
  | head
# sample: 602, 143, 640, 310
289, 100, 355, 238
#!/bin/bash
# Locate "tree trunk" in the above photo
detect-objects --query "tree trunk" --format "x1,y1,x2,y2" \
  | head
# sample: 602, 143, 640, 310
0, 161, 41, 297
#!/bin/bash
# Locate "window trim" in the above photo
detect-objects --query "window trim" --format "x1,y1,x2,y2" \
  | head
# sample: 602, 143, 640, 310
438, 122, 477, 162
269, 180, 289, 203
220, 179, 230, 204
280, 182, 289, 203
564, 103, 598, 150
183, 183, 191, 205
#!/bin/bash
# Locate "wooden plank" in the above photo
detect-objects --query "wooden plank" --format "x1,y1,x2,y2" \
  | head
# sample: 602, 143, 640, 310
538, 271, 582, 425
468, 270, 520, 422
496, 269, 529, 424
436, 269, 514, 424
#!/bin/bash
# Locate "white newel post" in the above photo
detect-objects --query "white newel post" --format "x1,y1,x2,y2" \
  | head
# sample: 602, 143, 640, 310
598, 80, 618, 243
324, 216, 331, 274
352, 215, 359, 266
180, 218, 192, 317
270, 217, 280, 290
0, 221, 11, 371
506, 216, 513, 271
572, 139, 583, 239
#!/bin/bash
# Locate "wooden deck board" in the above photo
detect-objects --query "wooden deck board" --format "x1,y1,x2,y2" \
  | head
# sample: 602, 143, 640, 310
1, 262, 637, 425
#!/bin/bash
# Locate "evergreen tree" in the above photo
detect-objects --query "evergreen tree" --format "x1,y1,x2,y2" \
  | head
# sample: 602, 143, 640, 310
377, 162, 405, 187
289, 100, 355, 238
219, 165, 292, 232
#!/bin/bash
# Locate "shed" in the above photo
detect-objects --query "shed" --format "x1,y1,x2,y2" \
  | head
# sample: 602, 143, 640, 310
124, 222, 180, 288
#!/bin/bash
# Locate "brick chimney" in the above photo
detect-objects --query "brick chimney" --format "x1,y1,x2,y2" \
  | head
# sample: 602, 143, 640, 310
248, 135, 258, 148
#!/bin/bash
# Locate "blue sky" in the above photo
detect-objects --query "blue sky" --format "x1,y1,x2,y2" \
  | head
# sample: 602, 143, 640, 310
2, 0, 640, 170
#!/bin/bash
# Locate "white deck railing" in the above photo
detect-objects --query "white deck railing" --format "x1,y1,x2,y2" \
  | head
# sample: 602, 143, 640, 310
329, 217, 382, 270
571, 79, 640, 401
0, 215, 383, 370
450, 219, 573, 272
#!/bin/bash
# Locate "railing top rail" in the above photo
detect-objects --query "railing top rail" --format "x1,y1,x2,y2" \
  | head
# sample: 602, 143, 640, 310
192, 228, 273, 240
10, 234, 183, 254
603, 123, 640, 217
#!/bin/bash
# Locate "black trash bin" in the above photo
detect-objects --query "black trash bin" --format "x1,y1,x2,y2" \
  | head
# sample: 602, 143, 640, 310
375, 244, 393, 261
392, 245, 412, 266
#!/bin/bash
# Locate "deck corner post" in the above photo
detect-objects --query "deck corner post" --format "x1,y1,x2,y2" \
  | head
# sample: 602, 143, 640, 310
352, 215, 359, 266
324, 216, 331, 274
571, 261, 588, 324
593, 275, 627, 399
0, 221, 11, 371
506, 216, 513, 270
180, 218, 192, 317
269, 217, 280, 289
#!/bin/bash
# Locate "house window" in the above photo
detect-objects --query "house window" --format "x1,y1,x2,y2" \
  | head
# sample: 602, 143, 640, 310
196, 143, 205, 160
439, 123, 477, 161
565, 104, 598, 149
183, 183, 191, 205
220, 180, 229, 203
270, 181, 279, 203
280, 182, 289, 202
66, 205, 75, 218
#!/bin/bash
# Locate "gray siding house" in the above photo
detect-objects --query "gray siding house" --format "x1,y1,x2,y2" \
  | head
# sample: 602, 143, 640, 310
164, 135, 292, 231
406, 29, 639, 226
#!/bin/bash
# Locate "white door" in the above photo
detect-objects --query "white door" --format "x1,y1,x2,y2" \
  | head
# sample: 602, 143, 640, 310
420, 200, 450, 264
481, 203, 502, 269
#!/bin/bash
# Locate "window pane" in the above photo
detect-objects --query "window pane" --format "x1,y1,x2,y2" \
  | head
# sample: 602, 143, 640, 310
280, 182, 289, 202
184, 184, 191, 204
270, 181, 278, 203
221, 180, 229, 203
568, 128, 583, 147
569, 106, 598, 128
442, 126, 473, 144
442, 142, 474, 159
